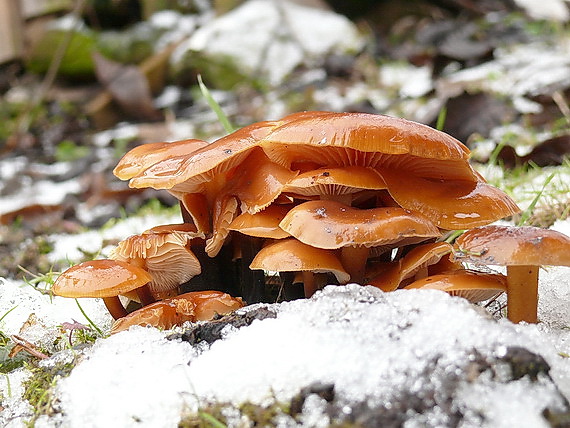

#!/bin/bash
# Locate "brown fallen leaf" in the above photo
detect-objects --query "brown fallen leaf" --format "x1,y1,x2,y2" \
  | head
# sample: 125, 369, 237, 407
495, 134, 570, 169
92, 52, 162, 122
0, 203, 67, 226
9, 335, 49, 360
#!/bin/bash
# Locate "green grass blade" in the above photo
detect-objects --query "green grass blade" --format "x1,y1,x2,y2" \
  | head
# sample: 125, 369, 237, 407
74, 299, 104, 337
199, 411, 228, 428
197, 74, 234, 134
0, 305, 18, 324
444, 230, 465, 244
517, 172, 556, 226
436, 106, 447, 131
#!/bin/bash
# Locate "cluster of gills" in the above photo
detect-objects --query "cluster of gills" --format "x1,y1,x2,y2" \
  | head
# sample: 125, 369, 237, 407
52, 112, 570, 330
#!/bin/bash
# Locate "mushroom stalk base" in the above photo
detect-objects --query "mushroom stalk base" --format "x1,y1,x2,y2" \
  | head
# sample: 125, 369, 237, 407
303, 272, 318, 298
506, 265, 539, 323
341, 246, 370, 285
136, 284, 156, 306
103, 296, 128, 319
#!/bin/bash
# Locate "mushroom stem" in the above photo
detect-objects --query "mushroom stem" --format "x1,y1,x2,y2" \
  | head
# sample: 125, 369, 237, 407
341, 246, 370, 284
302, 272, 318, 298
136, 284, 156, 306
102, 296, 128, 319
506, 265, 539, 323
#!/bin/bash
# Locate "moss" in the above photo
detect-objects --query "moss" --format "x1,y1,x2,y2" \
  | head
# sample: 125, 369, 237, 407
178, 400, 367, 428
179, 401, 292, 427
22, 359, 76, 425
26, 30, 97, 81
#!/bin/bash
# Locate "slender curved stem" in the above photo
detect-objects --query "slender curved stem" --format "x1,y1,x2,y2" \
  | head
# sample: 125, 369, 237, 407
102, 296, 128, 319
136, 284, 156, 306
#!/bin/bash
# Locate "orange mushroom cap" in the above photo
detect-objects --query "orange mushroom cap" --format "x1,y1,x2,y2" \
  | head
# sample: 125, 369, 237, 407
189, 290, 245, 321
404, 269, 507, 303
127, 120, 280, 192
378, 169, 521, 230
229, 204, 291, 239
172, 192, 211, 235
279, 200, 441, 250
113, 139, 208, 180
225, 148, 298, 215
249, 238, 350, 284
453, 225, 570, 324
52, 259, 152, 298
282, 166, 387, 198
453, 225, 570, 267
110, 290, 244, 334
260, 111, 478, 181
109, 226, 202, 298
110, 298, 194, 334
205, 195, 239, 257
368, 242, 453, 291
262, 111, 470, 159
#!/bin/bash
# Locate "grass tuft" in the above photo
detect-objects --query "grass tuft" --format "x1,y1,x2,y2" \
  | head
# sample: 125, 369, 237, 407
22, 359, 76, 425
197, 74, 235, 134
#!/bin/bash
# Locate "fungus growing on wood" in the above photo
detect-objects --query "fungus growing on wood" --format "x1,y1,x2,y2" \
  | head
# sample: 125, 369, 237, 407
52, 260, 153, 319
453, 225, 570, 323
279, 200, 441, 283
110, 290, 244, 333
250, 238, 350, 297
102, 110, 533, 306
109, 224, 202, 299
404, 269, 508, 303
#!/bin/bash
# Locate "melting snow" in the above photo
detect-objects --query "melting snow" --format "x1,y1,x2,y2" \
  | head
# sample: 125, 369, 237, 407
178, 0, 363, 86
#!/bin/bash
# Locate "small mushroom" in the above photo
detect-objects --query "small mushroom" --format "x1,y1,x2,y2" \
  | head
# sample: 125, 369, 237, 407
109, 224, 202, 299
228, 204, 291, 239
404, 269, 507, 303
189, 290, 245, 320
282, 166, 387, 206
250, 238, 350, 297
52, 259, 152, 319
279, 200, 441, 284
368, 242, 453, 291
110, 290, 245, 334
453, 225, 570, 323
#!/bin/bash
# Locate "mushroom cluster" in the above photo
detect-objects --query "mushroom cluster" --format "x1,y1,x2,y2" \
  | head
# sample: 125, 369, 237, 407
52, 111, 569, 328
